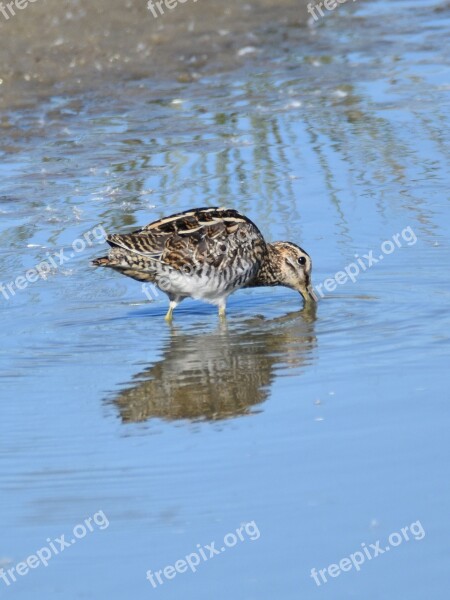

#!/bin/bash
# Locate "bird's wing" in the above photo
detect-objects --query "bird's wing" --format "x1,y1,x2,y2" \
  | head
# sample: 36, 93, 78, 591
106, 207, 267, 273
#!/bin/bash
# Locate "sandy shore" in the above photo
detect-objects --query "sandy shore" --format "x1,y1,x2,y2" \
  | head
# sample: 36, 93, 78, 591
0, 0, 310, 109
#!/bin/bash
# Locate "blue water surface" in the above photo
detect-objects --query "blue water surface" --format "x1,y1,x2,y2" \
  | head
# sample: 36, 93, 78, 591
1, 0, 449, 598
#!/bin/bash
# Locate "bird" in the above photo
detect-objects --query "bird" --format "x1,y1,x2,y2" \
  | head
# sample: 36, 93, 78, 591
92, 206, 316, 320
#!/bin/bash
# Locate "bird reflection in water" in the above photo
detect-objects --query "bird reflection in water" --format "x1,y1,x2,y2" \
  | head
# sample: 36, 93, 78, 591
112, 304, 317, 423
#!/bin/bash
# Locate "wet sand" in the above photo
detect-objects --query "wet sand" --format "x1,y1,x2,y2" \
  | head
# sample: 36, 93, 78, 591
0, 0, 310, 109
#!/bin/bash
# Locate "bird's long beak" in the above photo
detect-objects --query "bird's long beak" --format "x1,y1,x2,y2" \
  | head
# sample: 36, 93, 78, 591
298, 283, 318, 303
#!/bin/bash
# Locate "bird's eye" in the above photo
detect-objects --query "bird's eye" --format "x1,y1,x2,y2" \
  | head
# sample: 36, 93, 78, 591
298, 256, 307, 266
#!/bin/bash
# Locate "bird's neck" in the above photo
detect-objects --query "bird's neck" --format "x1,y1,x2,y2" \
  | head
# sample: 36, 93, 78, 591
251, 244, 281, 287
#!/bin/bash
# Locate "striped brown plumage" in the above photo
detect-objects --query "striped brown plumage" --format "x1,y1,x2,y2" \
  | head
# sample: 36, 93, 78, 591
92, 206, 315, 319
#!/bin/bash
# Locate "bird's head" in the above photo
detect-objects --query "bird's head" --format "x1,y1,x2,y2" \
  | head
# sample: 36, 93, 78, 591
270, 242, 317, 303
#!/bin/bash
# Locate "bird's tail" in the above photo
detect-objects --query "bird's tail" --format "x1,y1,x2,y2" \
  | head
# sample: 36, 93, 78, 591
91, 256, 110, 267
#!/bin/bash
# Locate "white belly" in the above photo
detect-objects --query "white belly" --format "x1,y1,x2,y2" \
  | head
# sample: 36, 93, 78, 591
156, 264, 252, 304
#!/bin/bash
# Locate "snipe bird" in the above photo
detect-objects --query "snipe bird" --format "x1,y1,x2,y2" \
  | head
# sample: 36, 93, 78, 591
92, 207, 316, 320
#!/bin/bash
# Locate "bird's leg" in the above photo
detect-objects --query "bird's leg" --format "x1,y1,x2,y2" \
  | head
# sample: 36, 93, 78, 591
165, 299, 178, 322
218, 300, 226, 320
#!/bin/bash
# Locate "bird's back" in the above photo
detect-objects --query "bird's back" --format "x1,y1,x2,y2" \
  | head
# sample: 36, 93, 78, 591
94, 207, 267, 298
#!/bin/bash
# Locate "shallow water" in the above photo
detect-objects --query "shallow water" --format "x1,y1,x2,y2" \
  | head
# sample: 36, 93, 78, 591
1, 0, 450, 598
